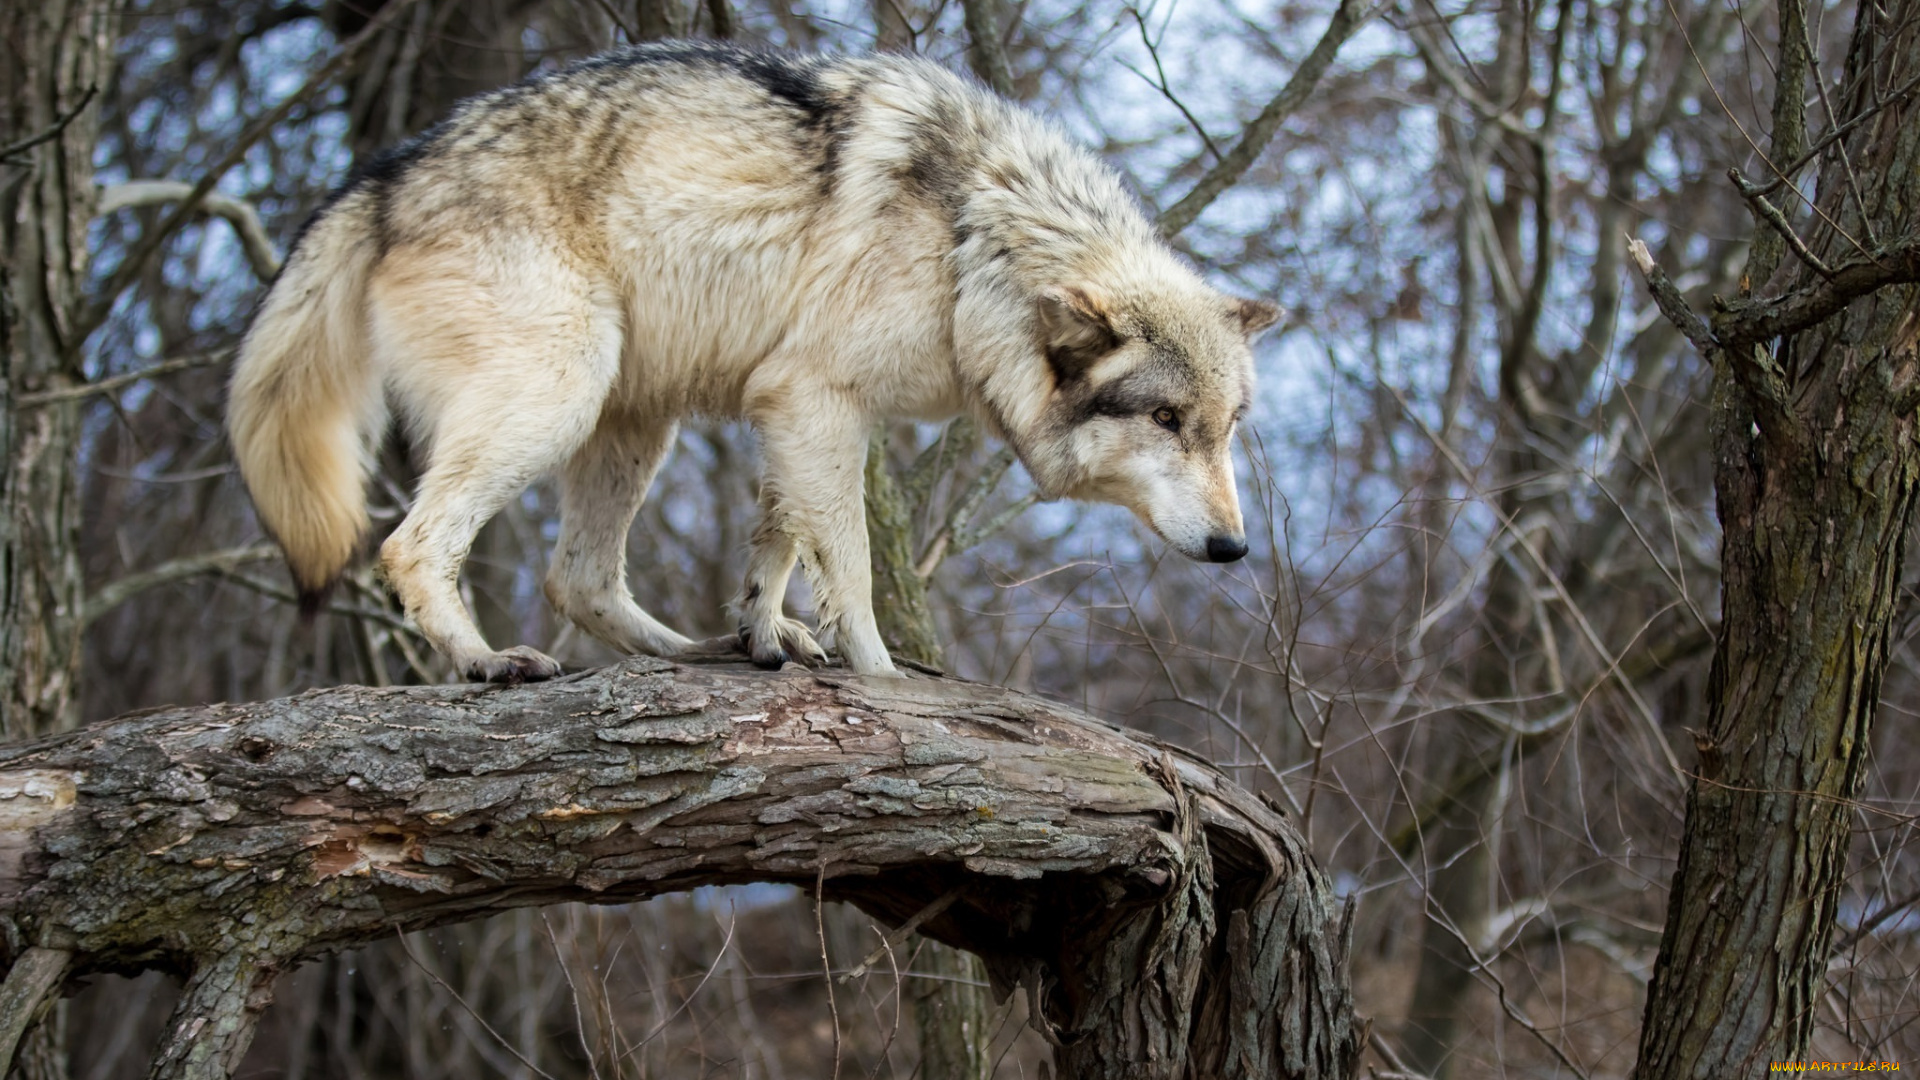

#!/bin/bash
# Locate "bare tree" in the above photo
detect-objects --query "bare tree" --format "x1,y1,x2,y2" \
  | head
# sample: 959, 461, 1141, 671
1629, 3, 1920, 1073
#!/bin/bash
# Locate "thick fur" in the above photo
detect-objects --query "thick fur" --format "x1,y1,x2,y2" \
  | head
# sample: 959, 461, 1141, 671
228, 44, 1278, 681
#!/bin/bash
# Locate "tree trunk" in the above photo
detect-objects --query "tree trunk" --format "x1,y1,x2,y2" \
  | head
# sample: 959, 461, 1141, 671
865, 429, 945, 669
865, 430, 996, 1078
1633, 6, 1920, 1074
0, 0, 112, 741
0, 659, 1357, 1080
1, 4, 116, 1077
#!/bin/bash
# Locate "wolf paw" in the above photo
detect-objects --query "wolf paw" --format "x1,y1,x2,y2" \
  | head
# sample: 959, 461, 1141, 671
739, 616, 828, 670
465, 646, 563, 685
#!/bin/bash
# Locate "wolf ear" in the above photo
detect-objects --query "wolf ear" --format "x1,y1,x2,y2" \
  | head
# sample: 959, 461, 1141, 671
1232, 297, 1283, 339
1037, 285, 1122, 383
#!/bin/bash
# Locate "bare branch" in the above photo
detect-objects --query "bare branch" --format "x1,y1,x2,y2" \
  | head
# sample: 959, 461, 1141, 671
916, 446, 1018, 577
1713, 239, 1920, 346
0, 85, 97, 163
76, 0, 428, 346
0, 660, 1358, 1080
1625, 236, 1715, 357
1121, 8, 1222, 163
15, 349, 231, 407
1729, 168, 1834, 280
394, 930, 557, 1080
98, 181, 282, 280
960, 0, 1016, 97
1157, 0, 1379, 238
841, 889, 961, 982
0, 948, 71, 1078
1629, 235, 1807, 448
82, 544, 281, 627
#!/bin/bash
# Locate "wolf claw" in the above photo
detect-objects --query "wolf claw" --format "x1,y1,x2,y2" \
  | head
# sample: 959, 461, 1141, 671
740, 616, 827, 670
466, 646, 563, 685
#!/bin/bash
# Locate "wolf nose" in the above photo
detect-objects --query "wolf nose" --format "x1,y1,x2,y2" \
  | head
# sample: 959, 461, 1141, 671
1205, 536, 1249, 563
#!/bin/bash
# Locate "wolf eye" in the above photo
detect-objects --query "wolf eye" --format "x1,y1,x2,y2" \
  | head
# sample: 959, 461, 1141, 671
1152, 407, 1181, 432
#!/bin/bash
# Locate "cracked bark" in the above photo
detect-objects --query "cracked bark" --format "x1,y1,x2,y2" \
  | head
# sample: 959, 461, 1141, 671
0, 660, 1356, 1080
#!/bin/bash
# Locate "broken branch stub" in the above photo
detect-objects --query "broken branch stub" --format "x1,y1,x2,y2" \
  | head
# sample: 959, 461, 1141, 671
0, 659, 1356, 1080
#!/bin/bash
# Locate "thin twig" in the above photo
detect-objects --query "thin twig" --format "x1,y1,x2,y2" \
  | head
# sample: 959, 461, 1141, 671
541, 913, 603, 1080
17, 350, 231, 407
394, 929, 557, 1080
1830, 885, 1920, 956
0, 85, 98, 162
839, 889, 962, 983
1122, 8, 1222, 162
1655, 0, 1872, 263
1158, 0, 1380, 237
864, 924, 904, 1080
614, 913, 736, 1062
1368, 1028, 1432, 1080
1388, 376, 1686, 779
216, 569, 422, 635
816, 863, 843, 1080
84, 544, 280, 627
1799, 9, 1878, 251
1728, 168, 1835, 279
1746, 72, 1920, 196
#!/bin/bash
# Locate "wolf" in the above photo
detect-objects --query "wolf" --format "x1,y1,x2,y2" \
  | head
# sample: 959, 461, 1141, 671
228, 43, 1279, 682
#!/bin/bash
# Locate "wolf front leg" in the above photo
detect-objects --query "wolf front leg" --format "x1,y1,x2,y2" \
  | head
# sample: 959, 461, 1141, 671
735, 513, 830, 669
750, 390, 897, 675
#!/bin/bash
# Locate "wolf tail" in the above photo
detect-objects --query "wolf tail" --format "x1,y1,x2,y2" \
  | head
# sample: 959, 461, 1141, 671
228, 197, 386, 610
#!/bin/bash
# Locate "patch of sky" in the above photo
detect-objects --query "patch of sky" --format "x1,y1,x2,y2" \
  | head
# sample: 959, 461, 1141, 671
690, 881, 800, 914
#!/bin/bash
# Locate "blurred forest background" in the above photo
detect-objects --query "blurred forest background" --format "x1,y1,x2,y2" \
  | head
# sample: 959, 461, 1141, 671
4, 0, 1916, 1076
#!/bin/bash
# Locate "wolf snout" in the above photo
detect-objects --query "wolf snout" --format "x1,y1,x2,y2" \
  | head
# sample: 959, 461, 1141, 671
1205, 535, 1249, 563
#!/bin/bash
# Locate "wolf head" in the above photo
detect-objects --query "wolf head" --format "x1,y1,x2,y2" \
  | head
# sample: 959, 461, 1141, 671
1017, 280, 1280, 563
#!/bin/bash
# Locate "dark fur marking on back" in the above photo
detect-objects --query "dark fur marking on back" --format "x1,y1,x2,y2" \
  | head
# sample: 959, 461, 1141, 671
900, 108, 981, 246
284, 127, 438, 265
589, 43, 850, 188
577, 43, 842, 132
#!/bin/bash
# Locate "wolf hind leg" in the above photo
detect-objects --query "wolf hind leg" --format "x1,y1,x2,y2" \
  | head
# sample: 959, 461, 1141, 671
545, 410, 694, 657
377, 275, 620, 684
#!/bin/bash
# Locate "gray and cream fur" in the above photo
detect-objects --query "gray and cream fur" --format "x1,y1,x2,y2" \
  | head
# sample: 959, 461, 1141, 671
228, 43, 1279, 681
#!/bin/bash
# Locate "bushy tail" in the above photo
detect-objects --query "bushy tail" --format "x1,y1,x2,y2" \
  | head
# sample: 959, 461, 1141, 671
228, 201, 385, 610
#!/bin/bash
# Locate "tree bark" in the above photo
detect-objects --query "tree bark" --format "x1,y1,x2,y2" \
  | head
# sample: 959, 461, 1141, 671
1, 5, 116, 1076
1632, 6, 1920, 1074
864, 430, 996, 1076
865, 430, 944, 669
0, 659, 1357, 1080
0, 0, 113, 741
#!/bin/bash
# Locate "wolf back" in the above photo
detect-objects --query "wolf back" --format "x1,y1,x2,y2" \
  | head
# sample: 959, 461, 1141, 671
227, 43, 1279, 682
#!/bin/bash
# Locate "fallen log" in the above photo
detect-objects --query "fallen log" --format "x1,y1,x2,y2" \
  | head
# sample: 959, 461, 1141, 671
0, 658, 1357, 1079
